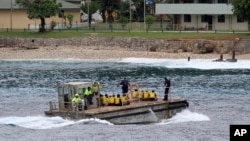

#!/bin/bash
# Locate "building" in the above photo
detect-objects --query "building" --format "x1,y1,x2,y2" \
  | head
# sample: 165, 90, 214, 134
64, 0, 83, 5
0, 0, 81, 30
155, 0, 249, 31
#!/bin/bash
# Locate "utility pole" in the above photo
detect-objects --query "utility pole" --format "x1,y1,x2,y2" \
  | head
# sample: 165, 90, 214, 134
130, 0, 132, 30
10, 0, 13, 32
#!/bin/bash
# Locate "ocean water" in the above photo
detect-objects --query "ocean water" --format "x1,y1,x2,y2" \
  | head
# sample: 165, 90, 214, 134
0, 58, 250, 141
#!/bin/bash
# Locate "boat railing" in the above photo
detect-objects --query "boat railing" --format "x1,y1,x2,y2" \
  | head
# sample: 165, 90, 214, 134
49, 101, 58, 111
48, 101, 70, 110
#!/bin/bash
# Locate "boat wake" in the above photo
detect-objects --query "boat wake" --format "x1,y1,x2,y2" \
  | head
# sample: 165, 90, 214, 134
0, 116, 113, 129
157, 109, 210, 125
120, 58, 250, 69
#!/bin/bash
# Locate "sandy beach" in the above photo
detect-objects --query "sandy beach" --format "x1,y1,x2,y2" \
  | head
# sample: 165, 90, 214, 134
0, 45, 250, 60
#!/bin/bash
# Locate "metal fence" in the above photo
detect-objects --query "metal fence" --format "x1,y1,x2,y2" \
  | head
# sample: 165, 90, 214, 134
1, 21, 250, 33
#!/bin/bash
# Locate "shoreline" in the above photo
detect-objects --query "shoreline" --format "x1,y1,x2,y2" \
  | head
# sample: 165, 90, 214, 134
0, 45, 250, 60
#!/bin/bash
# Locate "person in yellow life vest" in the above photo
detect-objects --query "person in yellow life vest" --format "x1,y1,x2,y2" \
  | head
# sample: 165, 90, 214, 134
149, 90, 157, 101
92, 82, 102, 96
72, 93, 82, 111
122, 94, 130, 105
108, 95, 115, 106
143, 90, 149, 100
85, 87, 93, 105
132, 89, 138, 98
139, 90, 144, 99
115, 94, 122, 106
102, 94, 109, 106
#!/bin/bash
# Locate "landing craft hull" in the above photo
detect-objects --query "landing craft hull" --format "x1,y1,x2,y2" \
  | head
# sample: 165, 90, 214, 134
45, 98, 188, 124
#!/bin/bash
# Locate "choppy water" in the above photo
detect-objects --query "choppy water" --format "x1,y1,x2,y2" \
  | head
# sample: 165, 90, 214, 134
0, 58, 250, 141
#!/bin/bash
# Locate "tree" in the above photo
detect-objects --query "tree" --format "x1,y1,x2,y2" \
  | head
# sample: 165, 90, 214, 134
145, 15, 154, 29
81, 1, 101, 28
97, 0, 121, 23
119, 17, 129, 30
66, 13, 74, 29
16, 0, 62, 32
232, 0, 250, 20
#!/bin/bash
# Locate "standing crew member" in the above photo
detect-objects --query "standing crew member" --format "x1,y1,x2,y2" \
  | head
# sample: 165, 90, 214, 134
85, 87, 93, 105
164, 77, 171, 101
92, 81, 102, 96
119, 77, 130, 95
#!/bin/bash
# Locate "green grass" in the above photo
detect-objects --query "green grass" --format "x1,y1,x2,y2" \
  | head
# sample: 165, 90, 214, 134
1, 29, 250, 39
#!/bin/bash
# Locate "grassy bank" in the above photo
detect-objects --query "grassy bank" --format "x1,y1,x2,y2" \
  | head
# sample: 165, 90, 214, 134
1, 30, 250, 39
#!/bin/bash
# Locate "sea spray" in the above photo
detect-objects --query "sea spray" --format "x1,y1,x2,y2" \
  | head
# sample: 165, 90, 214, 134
148, 108, 158, 122
157, 109, 210, 125
0, 116, 113, 129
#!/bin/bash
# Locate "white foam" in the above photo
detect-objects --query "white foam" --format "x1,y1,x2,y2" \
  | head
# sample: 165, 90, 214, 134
0, 116, 113, 129
157, 109, 210, 125
120, 58, 250, 69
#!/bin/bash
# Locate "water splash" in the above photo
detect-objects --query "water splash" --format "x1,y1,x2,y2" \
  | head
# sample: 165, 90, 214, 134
0, 116, 113, 129
120, 58, 250, 70
148, 108, 158, 122
157, 109, 210, 125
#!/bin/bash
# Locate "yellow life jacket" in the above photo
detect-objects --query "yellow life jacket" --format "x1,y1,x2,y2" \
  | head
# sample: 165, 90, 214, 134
109, 96, 115, 104
150, 92, 156, 98
122, 96, 127, 104
139, 91, 144, 98
92, 82, 102, 92
103, 96, 108, 105
84, 89, 92, 96
72, 97, 81, 104
115, 97, 121, 105
132, 91, 137, 98
144, 91, 149, 98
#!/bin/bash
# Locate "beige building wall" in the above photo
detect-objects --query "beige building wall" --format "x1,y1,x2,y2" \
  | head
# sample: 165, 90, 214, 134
0, 9, 80, 29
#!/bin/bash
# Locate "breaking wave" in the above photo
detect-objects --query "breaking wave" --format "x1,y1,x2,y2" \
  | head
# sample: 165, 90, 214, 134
0, 116, 113, 129
157, 109, 210, 125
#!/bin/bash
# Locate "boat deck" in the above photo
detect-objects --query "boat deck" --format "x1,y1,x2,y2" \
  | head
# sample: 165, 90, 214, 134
47, 97, 186, 115
85, 97, 183, 114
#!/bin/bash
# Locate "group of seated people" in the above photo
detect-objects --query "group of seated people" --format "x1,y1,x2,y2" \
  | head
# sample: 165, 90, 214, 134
131, 89, 157, 101
100, 89, 158, 107
100, 94, 130, 106
71, 88, 158, 110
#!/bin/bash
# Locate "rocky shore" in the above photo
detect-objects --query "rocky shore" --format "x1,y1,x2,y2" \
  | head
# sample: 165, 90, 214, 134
0, 45, 249, 60
0, 37, 249, 60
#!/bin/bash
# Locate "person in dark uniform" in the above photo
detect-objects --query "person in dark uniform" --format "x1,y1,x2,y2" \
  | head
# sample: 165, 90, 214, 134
119, 77, 130, 94
164, 77, 171, 101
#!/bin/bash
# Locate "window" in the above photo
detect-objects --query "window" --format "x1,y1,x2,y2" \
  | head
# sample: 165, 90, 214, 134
237, 16, 245, 23
183, 0, 194, 3
184, 15, 191, 22
218, 15, 225, 23
218, 0, 227, 3
201, 15, 208, 22
198, 0, 213, 3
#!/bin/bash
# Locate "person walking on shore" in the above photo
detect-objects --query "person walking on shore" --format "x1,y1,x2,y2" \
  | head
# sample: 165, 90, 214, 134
163, 77, 171, 101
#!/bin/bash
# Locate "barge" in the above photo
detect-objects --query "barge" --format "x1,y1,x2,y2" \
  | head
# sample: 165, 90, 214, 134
44, 82, 189, 124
